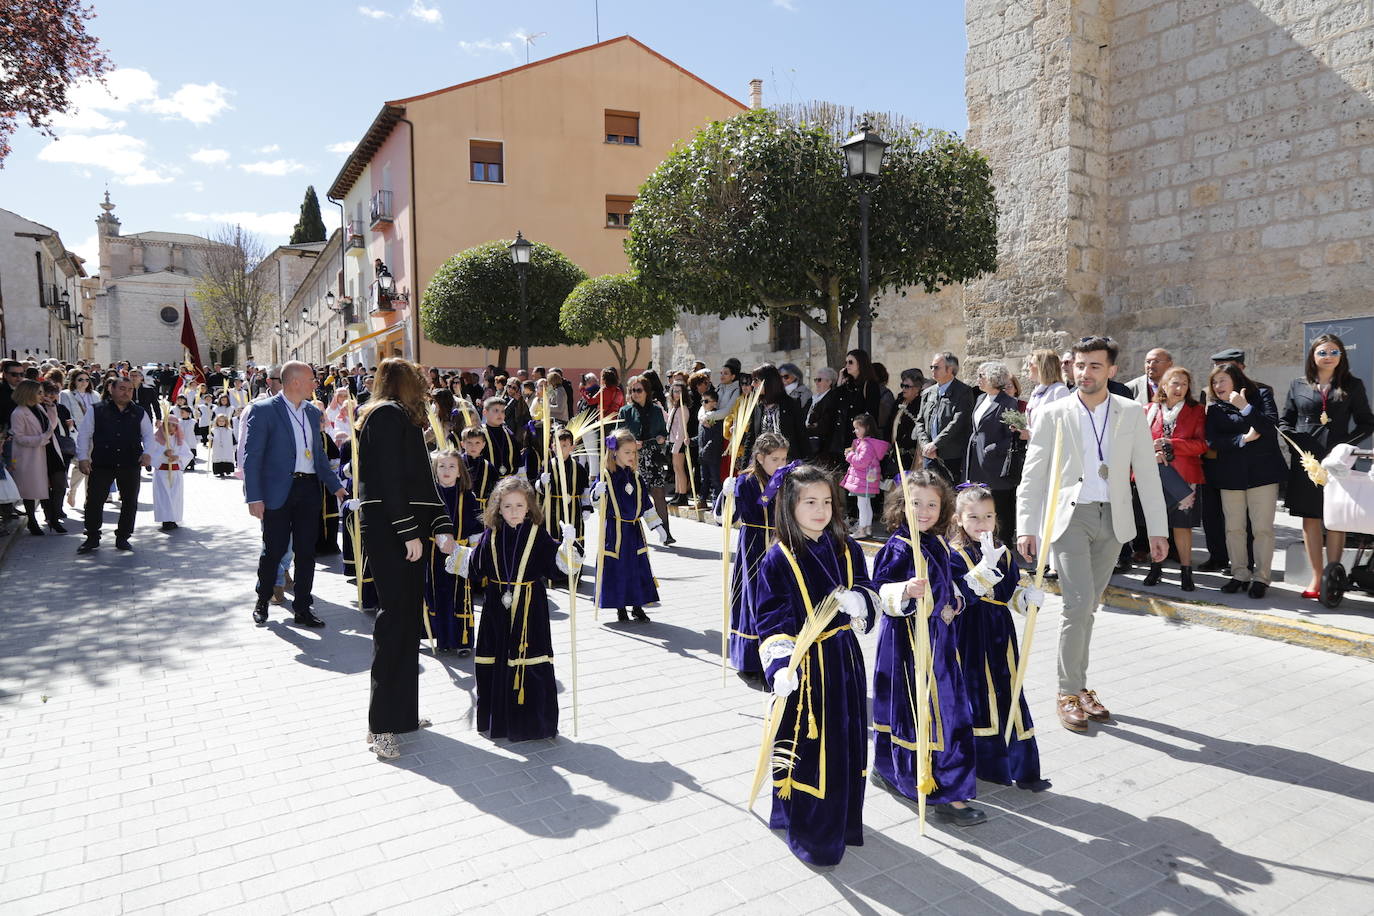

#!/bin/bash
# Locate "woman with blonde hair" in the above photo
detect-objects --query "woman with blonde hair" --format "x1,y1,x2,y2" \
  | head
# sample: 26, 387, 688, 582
1023, 348, 1070, 432
356, 358, 458, 760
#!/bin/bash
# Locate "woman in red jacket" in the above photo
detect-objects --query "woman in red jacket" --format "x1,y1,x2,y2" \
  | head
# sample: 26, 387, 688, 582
1144, 367, 1207, 591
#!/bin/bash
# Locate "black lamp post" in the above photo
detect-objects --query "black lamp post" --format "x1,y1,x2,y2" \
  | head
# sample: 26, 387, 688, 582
839, 121, 888, 355
508, 231, 533, 370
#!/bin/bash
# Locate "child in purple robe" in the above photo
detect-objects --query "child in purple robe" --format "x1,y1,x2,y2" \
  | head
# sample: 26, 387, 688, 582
592, 429, 668, 622
948, 483, 1051, 791
716, 431, 791, 677
425, 449, 484, 655
451, 476, 580, 741
870, 470, 987, 827
754, 463, 877, 867
455, 426, 497, 513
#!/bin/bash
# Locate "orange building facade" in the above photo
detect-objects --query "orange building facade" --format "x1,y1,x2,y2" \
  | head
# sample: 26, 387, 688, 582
326, 36, 745, 376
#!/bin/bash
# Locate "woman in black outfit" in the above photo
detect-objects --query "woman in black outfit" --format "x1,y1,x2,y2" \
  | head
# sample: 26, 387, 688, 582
1279, 333, 1374, 597
891, 368, 924, 471
357, 358, 457, 760
840, 348, 882, 422
740, 363, 809, 461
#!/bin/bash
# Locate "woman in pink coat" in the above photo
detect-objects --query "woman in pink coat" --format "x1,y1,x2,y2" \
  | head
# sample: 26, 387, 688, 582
841, 412, 890, 538
9, 380, 60, 535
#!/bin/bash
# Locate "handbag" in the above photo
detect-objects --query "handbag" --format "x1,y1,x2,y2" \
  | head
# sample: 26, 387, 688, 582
1156, 462, 1193, 508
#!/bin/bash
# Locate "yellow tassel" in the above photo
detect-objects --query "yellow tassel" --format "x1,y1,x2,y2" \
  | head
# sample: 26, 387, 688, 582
777, 780, 792, 800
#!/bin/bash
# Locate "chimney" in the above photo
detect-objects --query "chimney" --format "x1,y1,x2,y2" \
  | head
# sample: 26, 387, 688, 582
749, 79, 763, 110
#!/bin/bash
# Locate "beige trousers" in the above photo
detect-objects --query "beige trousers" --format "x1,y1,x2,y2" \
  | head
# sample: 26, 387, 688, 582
1219, 484, 1278, 584
1051, 502, 1121, 695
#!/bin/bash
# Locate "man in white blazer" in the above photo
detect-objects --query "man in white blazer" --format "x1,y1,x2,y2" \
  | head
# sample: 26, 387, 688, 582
1016, 337, 1168, 732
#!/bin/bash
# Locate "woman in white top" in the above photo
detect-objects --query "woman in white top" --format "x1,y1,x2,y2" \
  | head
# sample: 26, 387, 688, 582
1023, 348, 1072, 436
60, 369, 99, 508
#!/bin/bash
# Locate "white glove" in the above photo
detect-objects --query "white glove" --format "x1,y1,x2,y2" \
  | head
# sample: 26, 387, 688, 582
1323, 443, 1356, 478
1022, 584, 1045, 608
590, 479, 607, 502
838, 588, 866, 619
559, 522, 577, 544
515, 467, 528, 481
435, 533, 456, 555
342, 498, 361, 512
979, 531, 1008, 568
772, 667, 798, 698
444, 544, 473, 577
720, 476, 736, 499
540, 471, 551, 487
653, 525, 669, 546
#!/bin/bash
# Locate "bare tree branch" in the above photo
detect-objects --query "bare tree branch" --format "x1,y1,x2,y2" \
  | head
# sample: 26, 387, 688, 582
193, 224, 274, 361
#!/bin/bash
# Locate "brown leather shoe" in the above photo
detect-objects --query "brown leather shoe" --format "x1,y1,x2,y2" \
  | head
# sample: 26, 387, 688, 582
1057, 694, 1088, 731
1078, 689, 1111, 721
272, 585, 287, 605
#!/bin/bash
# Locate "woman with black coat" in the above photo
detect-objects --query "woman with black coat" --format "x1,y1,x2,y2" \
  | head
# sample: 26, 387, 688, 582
840, 348, 882, 422
1279, 333, 1374, 597
740, 364, 809, 461
1205, 364, 1288, 598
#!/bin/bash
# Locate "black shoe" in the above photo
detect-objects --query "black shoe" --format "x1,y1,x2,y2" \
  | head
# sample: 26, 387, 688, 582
114, 538, 133, 551
1248, 580, 1268, 599
1197, 559, 1226, 572
159, 521, 177, 531
933, 803, 988, 827
631, 606, 650, 622
616, 607, 629, 622
1180, 567, 1195, 592
456, 648, 471, 658
1141, 563, 1163, 587
1015, 778, 1053, 792
47, 520, 66, 533
252, 602, 269, 625
663, 533, 676, 546
26, 519, 44, 536
1113, 559, 1131, 574
1221, 566, 1233, 578
294, 609, 326, 628
1220, 578, 1245, 594
77, 539, 98, 555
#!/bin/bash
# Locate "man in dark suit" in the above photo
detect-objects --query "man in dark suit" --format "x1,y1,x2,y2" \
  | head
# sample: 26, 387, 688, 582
127, 369, 162, 422
964, 363, 1022, 542
914, 351, 977, 484
805, 367, 849, 476
243, 361, 347, 628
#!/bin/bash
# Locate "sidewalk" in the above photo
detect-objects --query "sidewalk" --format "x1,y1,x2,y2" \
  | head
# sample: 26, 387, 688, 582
3, 470, 1374, 914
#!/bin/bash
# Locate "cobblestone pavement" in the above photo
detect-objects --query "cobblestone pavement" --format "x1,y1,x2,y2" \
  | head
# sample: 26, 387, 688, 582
3, 467, 1374, 915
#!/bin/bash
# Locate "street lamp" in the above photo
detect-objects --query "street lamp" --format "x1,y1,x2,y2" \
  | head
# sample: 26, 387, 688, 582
507, 231, 533, 370
300, 305, 319, 328
839, 121, 888, 356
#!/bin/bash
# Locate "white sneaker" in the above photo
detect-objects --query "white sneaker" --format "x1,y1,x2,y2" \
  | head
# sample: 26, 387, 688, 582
849, 524, 870, 539
370, 733, 399, 759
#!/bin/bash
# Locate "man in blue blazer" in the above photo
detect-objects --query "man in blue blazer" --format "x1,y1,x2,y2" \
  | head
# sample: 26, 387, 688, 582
243, 361, 347, 627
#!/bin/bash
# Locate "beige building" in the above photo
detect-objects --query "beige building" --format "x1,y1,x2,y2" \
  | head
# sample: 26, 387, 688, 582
327, 35, 746, 374
251, 239, 329, 365
0, 207, 88, 362
276, 230, 345, 366
962, 0, 1374, 385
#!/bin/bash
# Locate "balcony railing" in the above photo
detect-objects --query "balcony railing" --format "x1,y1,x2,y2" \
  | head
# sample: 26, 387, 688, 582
369, 190, 394, 230
369, 280, 394, 313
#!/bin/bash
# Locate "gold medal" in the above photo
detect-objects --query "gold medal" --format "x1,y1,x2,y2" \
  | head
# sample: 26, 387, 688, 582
501, 590, 514, 609
305, 448, 312, 459
1320, 410, 1330, 425
1098, 462, 1109, 480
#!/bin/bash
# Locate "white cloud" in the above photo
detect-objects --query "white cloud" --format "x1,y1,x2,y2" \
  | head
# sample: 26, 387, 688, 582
239, 159, 306, 176
179, 210, 298, 237
38, 133, 173, 185
256, 144, 280, 153
48, 68, 159, 132
148, 82, 232, 124
73, 234, 100, 271
409, 0, 442, 24
358, 5, 391, 18
190, 147, 230, 164
458, 38, 517, 57
326, 141, 355, 154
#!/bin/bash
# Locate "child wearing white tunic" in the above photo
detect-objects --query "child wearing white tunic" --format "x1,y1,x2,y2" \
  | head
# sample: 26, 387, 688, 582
210, 415, 236, 478
153, 417, 192, 530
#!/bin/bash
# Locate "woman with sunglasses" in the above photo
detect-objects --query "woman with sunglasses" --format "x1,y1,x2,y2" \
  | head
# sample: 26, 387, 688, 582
1280, 333, 1374, 598
618, 375, 674, 544
60, 370, 98, 509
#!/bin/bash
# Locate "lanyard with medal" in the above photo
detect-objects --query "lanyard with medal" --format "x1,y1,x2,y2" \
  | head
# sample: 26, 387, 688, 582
290, 403, 313, 461
1080, 394, 1110, 480
1319, 385, 1331, 426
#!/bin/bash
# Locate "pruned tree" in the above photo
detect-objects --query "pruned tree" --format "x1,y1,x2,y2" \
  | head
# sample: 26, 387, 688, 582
560, 273, 676, 380
421, 240, 586, 369
289, 185, 327, 244
0, 0, 112, 165
626, 106, 998, 368
194, 224, 274, 362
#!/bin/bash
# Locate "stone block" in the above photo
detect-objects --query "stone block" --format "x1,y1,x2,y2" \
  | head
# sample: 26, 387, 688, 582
1326, 240, 1364, 265
1213, 150, 1254, 176
1341, 119, 1374, 146
1236, 197, 1272, 227
1186, 48, 1230, 81
1317, 210, 1374, 241
1256, 139, 1292, 164
1261, 221, 1315, 249
1152, 114, 1187, 138
1296, 129, 1340, 158
1159, 24, 1196, 62
1349, 177, 1373, 210
1217, 2, 1269, 40
1193, 129, 1235, 156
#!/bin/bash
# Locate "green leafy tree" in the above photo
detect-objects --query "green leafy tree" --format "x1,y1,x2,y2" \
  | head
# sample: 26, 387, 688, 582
421, 240, 587, 369
289, 185, 327, 244
626, 107, 998, 368
560, 273, 677, 380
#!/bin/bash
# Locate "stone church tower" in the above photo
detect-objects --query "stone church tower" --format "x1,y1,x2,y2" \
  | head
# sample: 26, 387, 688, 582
963, 0, 1374, 381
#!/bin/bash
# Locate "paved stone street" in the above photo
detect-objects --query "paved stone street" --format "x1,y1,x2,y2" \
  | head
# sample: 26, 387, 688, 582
3, 466, 1374, 915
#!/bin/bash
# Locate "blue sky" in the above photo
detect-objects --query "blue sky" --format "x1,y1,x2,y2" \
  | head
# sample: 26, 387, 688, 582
0, 0, 968, 271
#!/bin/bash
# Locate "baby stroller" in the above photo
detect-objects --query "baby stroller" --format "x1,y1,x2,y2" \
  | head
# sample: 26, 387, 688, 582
1318, 444, 1374, 609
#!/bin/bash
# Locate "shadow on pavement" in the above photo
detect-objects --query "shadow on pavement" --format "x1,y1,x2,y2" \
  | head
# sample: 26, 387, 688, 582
602, 619, 724, 664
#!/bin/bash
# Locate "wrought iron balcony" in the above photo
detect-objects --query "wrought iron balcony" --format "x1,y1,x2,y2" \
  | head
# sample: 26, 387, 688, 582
369, 190, 394, 230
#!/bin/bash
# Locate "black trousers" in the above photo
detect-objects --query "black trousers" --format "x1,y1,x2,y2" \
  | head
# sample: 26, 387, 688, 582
256, 476, 322, 613
365, 522, 431, 734
992, 487, 1017, 545
83, 464, 141, 541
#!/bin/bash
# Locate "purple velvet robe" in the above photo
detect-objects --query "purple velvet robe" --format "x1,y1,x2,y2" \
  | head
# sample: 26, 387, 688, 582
727, 470, 772, 672
469, 522, 562, 741
870, 527, 977, 806
596, 466, 660, 609
424, 483, 485, 651
949, 541, 1043, 786
754, 532, 875, 867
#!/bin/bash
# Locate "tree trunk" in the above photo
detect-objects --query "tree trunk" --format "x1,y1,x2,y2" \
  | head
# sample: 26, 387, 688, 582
496, 345, 509, 372
821, 325, 849, 374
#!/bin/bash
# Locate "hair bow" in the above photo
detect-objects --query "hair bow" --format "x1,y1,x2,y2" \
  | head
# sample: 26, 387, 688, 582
760, 460, 804, 505
604, 434, 620, 451
954, 481, 983, 491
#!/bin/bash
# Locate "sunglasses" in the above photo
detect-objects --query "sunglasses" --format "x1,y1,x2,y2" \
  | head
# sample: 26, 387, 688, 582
1315, 349, 1342, 358
900, 382, 916, 388
629, 387, 645, 393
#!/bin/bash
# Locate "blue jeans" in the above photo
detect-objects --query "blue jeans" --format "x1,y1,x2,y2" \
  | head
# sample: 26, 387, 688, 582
276, 536, 294, 587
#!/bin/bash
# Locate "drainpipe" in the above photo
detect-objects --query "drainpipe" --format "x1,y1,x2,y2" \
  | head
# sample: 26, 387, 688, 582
397, 114, 421, 365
